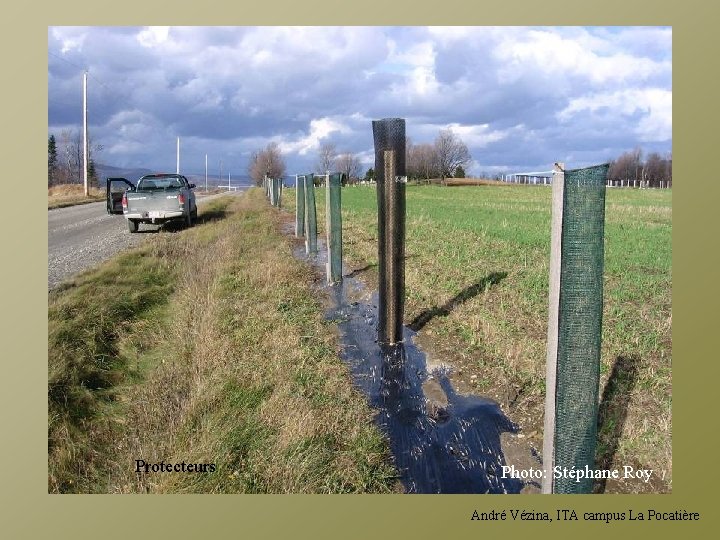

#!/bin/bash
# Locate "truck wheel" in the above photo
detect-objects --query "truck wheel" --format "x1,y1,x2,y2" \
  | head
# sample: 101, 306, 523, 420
185, 212, 193, 228
128, 219, 139, 233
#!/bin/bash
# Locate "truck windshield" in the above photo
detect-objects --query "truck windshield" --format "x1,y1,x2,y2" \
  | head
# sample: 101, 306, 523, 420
137, 176, 184, 191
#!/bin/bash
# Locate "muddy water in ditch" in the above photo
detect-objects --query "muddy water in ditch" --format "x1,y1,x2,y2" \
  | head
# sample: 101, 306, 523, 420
290, 230, 536, 493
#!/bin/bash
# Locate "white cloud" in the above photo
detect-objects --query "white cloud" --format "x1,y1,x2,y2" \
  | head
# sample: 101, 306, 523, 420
493, 29, 668, 84
386, 47, 440, 103
51, 27, 87, 54
441, 123, 514, 147
48, 26, 672, 173
278, 117, 351, 155
558, 88, 672, 141
137, 26, 170, 48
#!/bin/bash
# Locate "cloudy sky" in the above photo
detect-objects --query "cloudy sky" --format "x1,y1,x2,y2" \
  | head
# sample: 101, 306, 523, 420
48, 26, 672, 178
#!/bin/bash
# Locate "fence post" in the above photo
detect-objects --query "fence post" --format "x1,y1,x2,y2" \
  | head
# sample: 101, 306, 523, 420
304, 174, 317, 255
373, 118, 406, 345
542, 162, 564, 494
326, 172, 344, 283
542, 162, 609, 494
295, 174, 305, 237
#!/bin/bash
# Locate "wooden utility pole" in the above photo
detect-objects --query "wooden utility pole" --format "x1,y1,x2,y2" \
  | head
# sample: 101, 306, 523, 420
205, 154, 208, 192
82, 71, 89, 196
176, 137, 180, 174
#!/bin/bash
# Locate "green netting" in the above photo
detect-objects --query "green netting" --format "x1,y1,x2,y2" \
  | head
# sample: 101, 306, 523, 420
304, 174, 317, 254
295, 176, 305, 237
553, 163, 609, 494
326, 173, 344, 282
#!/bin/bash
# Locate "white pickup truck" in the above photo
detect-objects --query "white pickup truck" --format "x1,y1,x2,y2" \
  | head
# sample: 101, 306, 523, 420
106, 173, 197, 233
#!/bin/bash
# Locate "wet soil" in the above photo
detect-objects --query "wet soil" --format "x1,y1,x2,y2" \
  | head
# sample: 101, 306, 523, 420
282, 219, 541, 493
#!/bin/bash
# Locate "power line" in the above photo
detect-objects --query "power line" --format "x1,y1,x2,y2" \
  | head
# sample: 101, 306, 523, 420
48, 49, 165, 159
48, 50, 137, 113
48, 49, 209, 173
48, 50, 87, 72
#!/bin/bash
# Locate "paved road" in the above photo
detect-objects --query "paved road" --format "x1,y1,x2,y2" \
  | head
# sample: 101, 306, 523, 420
48, 189, 248, 290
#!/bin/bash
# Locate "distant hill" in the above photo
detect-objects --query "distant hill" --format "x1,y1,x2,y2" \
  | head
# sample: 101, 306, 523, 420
94, 164, 254, 188
95, 163, 155, 184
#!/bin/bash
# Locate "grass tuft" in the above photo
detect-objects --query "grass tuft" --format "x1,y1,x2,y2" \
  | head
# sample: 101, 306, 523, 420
284, 183, 672, 493
48, 190, 397, 493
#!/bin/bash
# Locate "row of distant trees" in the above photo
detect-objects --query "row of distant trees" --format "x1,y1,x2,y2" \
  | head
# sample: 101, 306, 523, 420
474, 148, 673, 185
50, 129, 669, 189
49, 128, 473, 188
48, 130, 102, 187
246, 142, 366, 186
608, 148, 672, 186
246, 128, 473, 186
315, 143, 363, 184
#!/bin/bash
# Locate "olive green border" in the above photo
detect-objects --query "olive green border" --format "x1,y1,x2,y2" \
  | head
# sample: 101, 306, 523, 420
4, 2, 711, 537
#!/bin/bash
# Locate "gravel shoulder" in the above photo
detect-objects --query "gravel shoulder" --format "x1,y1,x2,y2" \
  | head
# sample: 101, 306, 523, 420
48, 189, 247, 290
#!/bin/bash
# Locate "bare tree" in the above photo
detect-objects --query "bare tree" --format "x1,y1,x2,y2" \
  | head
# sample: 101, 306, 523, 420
316, 142, 337, 175
59, 129, 78, 183
609, 148, 672, 188
407, 139, 439, 183
631, 147, 644, 183
406, 138, 420, 181
248, 142, 286, 185
645, 152, 664, 185
645, 151, 673, 187
417, 143, 439, 182
335, 152, 362, 184
55, 128, 103, 185
608, 150, 636, 183
434, 129, 471, 184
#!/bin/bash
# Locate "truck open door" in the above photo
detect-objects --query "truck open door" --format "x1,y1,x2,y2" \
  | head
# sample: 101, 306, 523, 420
106, 177, 135, 214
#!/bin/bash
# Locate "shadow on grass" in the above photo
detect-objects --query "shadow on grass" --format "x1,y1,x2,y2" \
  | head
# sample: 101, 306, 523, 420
345, 263, 377, 278
408, 271, 508, 332
593, 354, 640, 493
343, 255, 417, 280
196, 207, 229, 225
132, 207, 230, 234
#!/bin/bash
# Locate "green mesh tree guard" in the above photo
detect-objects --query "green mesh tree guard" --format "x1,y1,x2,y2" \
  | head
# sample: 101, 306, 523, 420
304, 174, 317, 255
295, 176, 305, 237
372, 118, 406, 345
553, 163, 609, 494
326, 172, 344, 283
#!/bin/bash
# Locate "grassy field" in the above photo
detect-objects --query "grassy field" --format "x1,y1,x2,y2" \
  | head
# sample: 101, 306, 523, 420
48, 184, 105, 209
285, 183, 672, 493
48, 189, 398, 493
